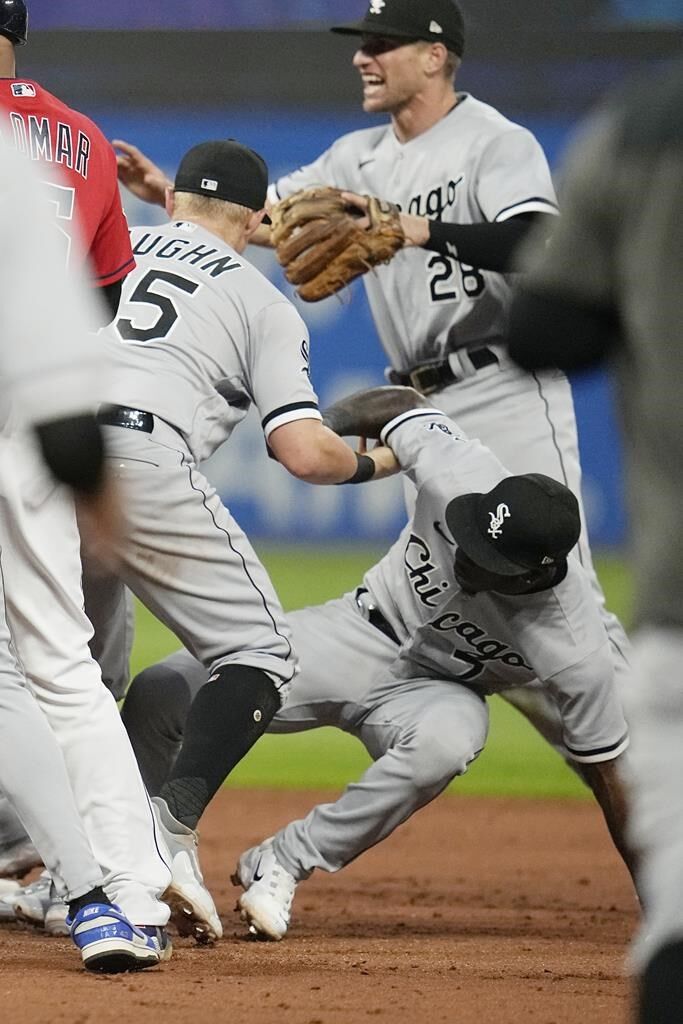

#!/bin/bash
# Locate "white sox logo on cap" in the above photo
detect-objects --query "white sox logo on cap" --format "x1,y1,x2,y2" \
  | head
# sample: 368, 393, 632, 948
487, 503, 510, 539
429, 20, 444, 34
369, 0, 386, 13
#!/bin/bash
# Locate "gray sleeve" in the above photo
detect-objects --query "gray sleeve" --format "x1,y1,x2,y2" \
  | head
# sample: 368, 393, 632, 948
476, 128, 559, 223
380, 409, 507, 495
518, 114, 619, 307
268, 142, 342, 202
544, 644, 629, 764
0, 144, 104, 425
248, 300, 322, 438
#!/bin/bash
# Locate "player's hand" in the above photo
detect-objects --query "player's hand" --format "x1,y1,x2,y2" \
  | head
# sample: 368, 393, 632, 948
398, 212, 430, 247
340, 191, 371, 229
341, 191, 428, 247
112, 139, 170, 207
359, 437, 400, 480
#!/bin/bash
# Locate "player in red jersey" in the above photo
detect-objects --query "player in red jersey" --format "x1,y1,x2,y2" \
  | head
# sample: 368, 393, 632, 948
0, 7, 133, 322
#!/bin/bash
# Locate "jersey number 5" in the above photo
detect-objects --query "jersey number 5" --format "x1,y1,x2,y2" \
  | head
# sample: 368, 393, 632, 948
117, 270, 199, 343
427, 254, 485, 303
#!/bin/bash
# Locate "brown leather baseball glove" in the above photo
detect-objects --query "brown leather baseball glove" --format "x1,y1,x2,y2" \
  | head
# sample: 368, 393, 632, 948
270, 186, 405, 302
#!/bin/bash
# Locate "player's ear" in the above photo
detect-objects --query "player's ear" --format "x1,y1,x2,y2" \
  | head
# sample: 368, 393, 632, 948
425, 42, 448, 77
164, 186, 175, 219
244, 207, 267, 239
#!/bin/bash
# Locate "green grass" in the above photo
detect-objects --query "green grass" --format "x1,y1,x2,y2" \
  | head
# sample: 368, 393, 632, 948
131, 546, 633, 800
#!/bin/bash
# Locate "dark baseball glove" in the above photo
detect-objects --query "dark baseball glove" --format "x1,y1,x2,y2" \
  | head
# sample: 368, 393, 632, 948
270, 186, 405, 302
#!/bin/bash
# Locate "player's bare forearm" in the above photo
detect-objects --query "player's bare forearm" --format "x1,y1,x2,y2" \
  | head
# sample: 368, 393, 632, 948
268, 419, 398, 484
322, 385, 428, 439
581, 756, 640, 895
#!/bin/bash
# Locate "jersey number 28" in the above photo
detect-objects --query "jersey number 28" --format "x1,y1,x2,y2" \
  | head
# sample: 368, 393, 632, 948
427, 254, 485, 303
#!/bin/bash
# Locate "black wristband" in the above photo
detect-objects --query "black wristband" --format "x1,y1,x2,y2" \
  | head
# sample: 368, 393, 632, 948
340, 452, 376, 485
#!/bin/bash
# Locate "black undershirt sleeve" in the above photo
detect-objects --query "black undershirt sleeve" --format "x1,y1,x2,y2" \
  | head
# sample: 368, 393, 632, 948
35, 414, 105, 495
424, 212, 555, 274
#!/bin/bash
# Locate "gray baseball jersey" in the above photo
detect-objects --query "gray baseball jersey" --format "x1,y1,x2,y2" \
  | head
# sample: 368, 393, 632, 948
269, 94, 558, 372
97, 218, 330, 688
363, 407, 628, 763
102, 220, 321, 464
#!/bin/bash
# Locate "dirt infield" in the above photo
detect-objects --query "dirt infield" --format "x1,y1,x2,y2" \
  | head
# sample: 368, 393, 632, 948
2, 790, 639, 1024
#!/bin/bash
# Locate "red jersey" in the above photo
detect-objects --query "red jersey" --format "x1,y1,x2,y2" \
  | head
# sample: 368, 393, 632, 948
0, 78, 134, 288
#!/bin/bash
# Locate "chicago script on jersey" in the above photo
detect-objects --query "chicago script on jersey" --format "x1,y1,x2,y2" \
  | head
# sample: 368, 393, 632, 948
404, 175, 464, 220
403, 534, 450, 607
430, 610, 533, 680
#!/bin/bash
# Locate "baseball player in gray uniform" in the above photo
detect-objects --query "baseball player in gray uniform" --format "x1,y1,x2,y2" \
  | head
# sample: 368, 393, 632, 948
113, 0, 630, 767
93, 139, 395, 941
0, 135, 170, 971
507, 60, 683, 1024
118, 385, 636, 941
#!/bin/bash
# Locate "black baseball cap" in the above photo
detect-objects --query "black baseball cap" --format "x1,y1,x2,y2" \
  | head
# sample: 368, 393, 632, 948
331, 0, 465, 58
174, 140, 270, 222
445, 474, 581, 577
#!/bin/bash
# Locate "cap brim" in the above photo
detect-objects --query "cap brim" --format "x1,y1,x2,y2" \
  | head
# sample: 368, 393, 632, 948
330, 22, 421, 41
445, 493, 532, 576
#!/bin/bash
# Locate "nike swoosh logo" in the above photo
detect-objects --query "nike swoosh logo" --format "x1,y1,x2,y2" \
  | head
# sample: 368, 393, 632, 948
358, 159, 375, 169
253, 857, 264, 882
433, 520, 454, 545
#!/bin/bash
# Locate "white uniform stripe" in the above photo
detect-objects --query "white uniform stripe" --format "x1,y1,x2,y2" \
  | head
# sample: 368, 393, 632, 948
263, 406, 322, 439
495, 199, 560, 221
565, 732, 630, 764
380, 408, 443, 447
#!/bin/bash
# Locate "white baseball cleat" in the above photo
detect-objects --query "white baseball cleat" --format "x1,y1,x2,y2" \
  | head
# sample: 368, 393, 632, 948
151, 796, 222, 944
12, 871, 53, 927
44, 897, 70, 937
0, 837, 42, 880
231, 839, 297, 941
0, 878, 21, 897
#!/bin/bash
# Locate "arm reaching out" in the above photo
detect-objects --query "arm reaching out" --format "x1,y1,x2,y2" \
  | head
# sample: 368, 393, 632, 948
322, 385, 429, 440
581, 756, 640, 897
113, 140, 171, 207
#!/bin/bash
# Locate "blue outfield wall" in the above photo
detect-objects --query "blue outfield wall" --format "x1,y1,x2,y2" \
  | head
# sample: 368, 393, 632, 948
96, 106, 626, 546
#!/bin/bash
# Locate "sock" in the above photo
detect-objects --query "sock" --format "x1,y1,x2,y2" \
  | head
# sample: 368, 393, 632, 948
160, 664, 281, 829
68, 886, 111, 918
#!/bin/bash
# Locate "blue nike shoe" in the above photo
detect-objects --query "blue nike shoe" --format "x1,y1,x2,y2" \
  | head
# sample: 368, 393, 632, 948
69, 903, 161, 972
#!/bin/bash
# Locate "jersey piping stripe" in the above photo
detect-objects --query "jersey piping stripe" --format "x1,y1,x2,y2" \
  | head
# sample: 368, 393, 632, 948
262, 405, 322, 439
261, 401, 320, 433
564, 730, 629, 763
380, 408, 444, 446
93, 254, 135, 283
145, 791, 173, 875
494, 197, 559, 222
182, 450, 294, 670
530, 371, 585, 567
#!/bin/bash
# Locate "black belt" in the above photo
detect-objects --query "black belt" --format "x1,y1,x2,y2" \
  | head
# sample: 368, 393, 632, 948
355, 587, 400, 645
387, 346, 499, 396
96, 405, 154, 433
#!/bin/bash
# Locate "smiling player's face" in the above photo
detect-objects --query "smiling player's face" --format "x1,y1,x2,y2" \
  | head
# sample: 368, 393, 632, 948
352, 36, 432, 115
